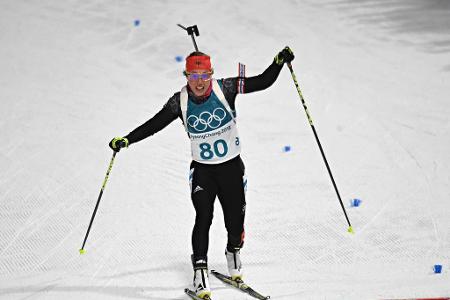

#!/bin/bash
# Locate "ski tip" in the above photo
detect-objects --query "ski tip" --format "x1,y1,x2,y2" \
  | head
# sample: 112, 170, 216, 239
347, 226, 354, 234
79, 249, 86, 255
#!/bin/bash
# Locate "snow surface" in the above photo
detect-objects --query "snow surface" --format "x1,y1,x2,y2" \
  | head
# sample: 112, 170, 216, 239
1, 0, 449, 299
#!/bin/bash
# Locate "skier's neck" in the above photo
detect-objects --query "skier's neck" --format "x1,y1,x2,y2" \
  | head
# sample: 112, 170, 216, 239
187, 82, 213, 102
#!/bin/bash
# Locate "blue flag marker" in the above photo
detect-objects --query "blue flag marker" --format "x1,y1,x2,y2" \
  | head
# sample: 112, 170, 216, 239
283, 145, 291, 152
175, 55, 183, 62
134, 19, 140, 27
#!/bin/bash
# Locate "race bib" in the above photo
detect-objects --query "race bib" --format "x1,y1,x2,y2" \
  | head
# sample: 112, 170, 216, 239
180, 80, 242, 164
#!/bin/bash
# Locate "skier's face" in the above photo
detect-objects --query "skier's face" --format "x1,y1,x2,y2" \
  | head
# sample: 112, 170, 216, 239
186, 70, 212, 97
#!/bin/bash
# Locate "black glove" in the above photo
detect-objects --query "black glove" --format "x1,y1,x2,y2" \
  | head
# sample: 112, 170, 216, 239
274, 46, 295, 65
109, 137, 129, 152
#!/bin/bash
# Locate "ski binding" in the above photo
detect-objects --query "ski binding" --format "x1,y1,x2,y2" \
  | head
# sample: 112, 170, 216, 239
211, 270, 270, 300
184, 288, 212, 300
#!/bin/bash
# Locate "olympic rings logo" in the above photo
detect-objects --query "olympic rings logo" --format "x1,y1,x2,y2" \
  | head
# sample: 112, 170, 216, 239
187, 108, 227, 132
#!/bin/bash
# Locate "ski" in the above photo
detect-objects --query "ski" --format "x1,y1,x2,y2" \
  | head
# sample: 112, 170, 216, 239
184, 288, 212, 300
211, 270, 270, 300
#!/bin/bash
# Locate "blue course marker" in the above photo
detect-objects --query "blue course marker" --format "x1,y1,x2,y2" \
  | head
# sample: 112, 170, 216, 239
433, 264, 442, 274
350, 198, 362, 207
175, 55, 183, 62
283, 145, 291, 152
134, 19, 140, 27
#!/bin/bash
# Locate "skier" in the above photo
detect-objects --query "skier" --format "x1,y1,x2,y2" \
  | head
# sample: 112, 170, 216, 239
109, 47, 294, 299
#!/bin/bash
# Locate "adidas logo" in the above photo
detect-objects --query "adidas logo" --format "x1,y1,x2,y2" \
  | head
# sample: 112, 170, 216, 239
193, 186, 204, 193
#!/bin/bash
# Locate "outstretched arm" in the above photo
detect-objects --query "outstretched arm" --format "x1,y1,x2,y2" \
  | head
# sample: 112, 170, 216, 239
125, 93, 181, 144
109, 93, 181, 151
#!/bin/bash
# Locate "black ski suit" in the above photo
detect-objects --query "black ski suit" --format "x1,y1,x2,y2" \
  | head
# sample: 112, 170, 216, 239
124, 60, 283, 260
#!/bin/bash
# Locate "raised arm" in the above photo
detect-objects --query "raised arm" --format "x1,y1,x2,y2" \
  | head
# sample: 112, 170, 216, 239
220, 47, 295, 109
245, 46, 295, 93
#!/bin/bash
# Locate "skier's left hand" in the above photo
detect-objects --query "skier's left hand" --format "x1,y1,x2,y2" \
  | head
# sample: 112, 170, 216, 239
274, 46, 295, 65
109, 137, 129, 152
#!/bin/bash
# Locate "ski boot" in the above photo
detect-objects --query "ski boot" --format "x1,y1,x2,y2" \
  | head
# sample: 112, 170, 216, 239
192, 256, 211, 299
225, 247, 243, 281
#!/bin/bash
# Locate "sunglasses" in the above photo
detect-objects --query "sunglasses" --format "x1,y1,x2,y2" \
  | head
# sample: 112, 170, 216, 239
185, 72, 212, 81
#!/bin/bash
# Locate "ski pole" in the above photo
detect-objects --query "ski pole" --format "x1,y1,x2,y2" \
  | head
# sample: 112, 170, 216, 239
286, 62, 354, 234
177, 24, 200, 51
79, 151, 118, 254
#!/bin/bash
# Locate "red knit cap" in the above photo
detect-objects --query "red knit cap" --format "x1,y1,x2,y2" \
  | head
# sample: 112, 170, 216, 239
186, 54, 211, 72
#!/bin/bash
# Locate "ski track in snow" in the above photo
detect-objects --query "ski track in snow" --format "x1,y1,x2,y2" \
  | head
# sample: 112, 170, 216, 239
0, 0, 449, 299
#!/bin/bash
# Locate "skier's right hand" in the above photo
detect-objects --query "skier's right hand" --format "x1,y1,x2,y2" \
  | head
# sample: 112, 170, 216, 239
109, 137, 129, 152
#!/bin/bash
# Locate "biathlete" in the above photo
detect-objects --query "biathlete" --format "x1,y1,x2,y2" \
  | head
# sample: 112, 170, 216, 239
109, 46, 294, 299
